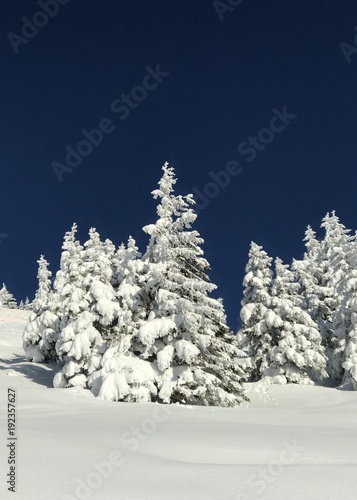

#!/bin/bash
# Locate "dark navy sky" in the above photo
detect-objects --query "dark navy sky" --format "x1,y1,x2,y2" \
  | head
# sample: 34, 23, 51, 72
1, 0, 357, 329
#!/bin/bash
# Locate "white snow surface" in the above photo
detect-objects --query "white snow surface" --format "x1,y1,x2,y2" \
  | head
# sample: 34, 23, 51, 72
1, 309, 357, 499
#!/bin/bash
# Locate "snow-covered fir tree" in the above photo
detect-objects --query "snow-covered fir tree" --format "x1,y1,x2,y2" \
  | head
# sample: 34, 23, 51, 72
23, 256, 59, 362
333, 271, 357, 388
96, 163, 247, 406
54, 226, 119, 389
109, 236, 147, 335
263, 258, 327, 384
292, 213, 355, 380
140, 163, 247, 406
332, 234, 357, 387
82, 228, 120, 336
87, 236, 148, 394
238, 246, 327, 384
87, 236, 154, 400
0, 283, 17, 309
292, 226, 326, 319
292, 226, 334, 348
319, 212, 355, 379
115, 237, 147, 338
236, 242, 273, 380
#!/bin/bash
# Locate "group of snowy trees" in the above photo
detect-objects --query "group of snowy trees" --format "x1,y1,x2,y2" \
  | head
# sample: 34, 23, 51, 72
237, 212, 357, 390
23, 163, 247, 407
20, 163, 357, 404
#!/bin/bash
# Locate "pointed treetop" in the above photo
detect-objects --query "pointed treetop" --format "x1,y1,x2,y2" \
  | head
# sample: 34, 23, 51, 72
127, 236, 141, 258
304, 225, 316, 242
36, 255, 51, 277
143, 163, 199, 255
246, 241, 273, 270
152, 162, 176, 200
85, 228, 102, 250
68, 222, 78, 236
321, 211, 351, 239
62, 223, 80, 250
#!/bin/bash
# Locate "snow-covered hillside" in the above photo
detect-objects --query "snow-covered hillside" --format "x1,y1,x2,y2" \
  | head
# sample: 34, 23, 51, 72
1, 309, 357, 500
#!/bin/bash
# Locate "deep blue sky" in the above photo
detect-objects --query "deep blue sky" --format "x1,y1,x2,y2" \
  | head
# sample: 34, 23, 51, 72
1, 0, 357, 329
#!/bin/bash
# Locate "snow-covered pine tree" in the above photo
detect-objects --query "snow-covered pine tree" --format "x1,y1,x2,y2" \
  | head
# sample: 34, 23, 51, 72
263, 258, 327, 384
320, 212, 354, 379
332, 234, 357, 387
51, 223, 86, 326
292, 213, 354, 380
23, 256, 60, 362
236, 242, 273, 380
108, 235, 147, 335
333, 270, 357, 388
292, 225, 334, 344
88, 235, 156, 401
136, 162, 246, 406
81, 230, 149, 396
77, 228, 122, 384
115, 236, 147, 339
82, 228, 120, 335
97, 163, 247, 406
52, 224, 94, 387
0, 283, 17, 309
54, 226, 118, 389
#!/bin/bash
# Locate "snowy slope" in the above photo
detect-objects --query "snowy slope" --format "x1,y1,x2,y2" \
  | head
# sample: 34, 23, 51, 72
1, 309, 357, 500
